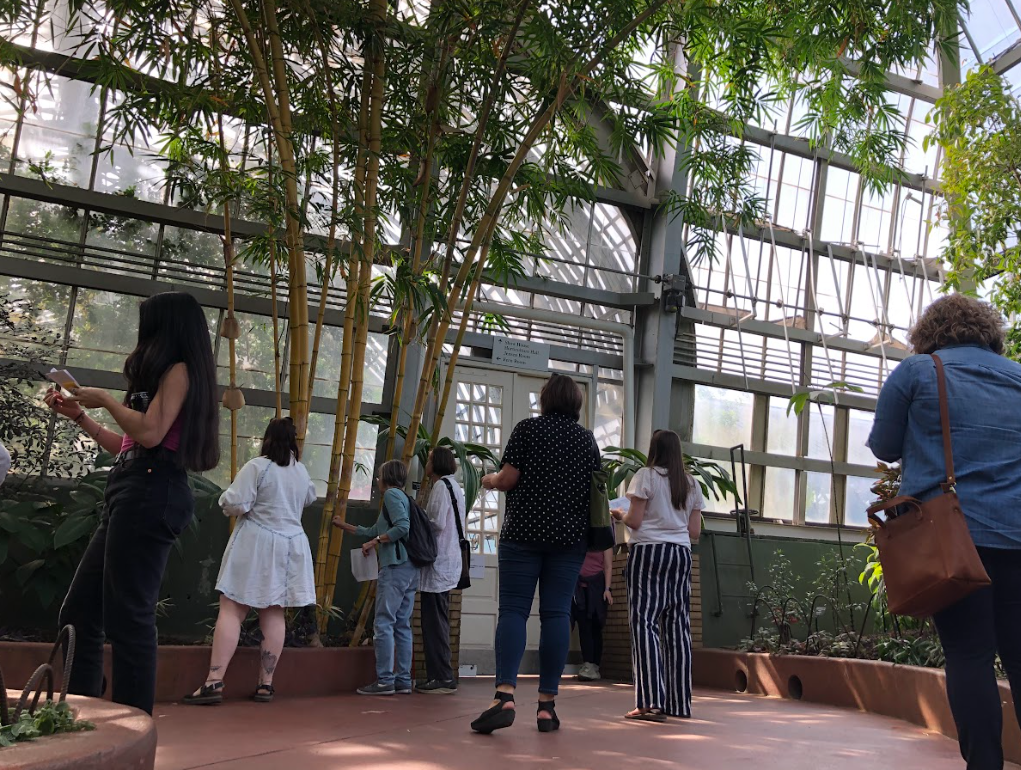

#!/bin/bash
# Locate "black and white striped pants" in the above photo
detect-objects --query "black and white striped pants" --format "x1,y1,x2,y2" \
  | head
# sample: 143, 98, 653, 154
626, 542, 693, 717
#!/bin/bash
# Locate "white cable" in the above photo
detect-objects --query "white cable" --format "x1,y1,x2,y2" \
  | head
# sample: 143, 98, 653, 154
767, 220, 799, 395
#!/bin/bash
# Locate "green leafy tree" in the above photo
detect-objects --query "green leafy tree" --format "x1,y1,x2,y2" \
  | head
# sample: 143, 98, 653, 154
926, 65, 1021, 356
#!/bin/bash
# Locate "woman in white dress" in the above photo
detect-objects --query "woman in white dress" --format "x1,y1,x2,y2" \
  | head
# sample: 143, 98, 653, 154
184, 417, 317, 705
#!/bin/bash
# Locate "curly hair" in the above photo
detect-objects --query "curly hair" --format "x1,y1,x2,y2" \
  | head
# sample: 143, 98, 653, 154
908, 294, 1005, 355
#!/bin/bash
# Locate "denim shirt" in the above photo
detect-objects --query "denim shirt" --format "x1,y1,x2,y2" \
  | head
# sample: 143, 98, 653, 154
868, 345, 1021, 549
356, 487, 411, 568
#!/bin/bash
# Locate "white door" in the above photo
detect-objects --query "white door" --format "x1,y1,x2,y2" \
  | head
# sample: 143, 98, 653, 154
442, 365, 591, 663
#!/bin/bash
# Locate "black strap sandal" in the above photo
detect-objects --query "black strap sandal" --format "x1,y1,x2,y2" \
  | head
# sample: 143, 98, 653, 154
471, 691, 516, 734
182, 681, 224, 706
537, 699, 560, 732
253, 683, 275, 703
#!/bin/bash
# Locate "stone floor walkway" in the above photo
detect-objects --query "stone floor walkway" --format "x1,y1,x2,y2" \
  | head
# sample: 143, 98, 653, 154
153, 678, 1012, 770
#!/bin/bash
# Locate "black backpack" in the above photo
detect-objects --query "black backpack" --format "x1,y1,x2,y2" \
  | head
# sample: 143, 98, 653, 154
382, 492, 438, 568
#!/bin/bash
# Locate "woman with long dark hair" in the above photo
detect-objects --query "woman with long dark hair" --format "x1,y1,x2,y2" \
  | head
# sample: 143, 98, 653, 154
44, 291, 219, 715
612, 429, 703, 723
184, 417, 317, 705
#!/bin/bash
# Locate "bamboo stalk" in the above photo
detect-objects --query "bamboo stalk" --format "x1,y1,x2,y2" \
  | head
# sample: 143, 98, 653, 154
429, 240, 490, 443
402, 1, 667, 462
384, 100, 441, 460
314, 62, 373, 624
228, 0, 310, 438
264, 0, 311, 438
320, 0, 389, 621
270, 237, 282, 418
305, 4, 344, 407
212, 29, 242, 536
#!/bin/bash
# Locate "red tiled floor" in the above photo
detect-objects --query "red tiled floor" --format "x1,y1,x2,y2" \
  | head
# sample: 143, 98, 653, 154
153, 678, 1016, 770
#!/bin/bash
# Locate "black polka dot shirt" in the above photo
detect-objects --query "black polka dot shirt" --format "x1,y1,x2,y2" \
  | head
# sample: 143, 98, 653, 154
499, 412, 602, 547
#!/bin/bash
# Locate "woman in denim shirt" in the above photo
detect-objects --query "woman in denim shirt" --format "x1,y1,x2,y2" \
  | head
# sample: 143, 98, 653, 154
868, 294, 1021, 770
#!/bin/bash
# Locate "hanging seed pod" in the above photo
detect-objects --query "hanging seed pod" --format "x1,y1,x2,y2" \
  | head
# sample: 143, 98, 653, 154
222, 386, 245, 411
220, 315, 241, 340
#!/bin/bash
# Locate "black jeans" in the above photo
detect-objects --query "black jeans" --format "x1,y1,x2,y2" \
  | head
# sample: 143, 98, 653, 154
59, 457, 193, 715
572, 602, 604, 666
933, 546, 1021, 770
420, 591, 454, 682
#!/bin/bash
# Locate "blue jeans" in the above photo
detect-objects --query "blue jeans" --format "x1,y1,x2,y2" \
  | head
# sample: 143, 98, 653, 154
495, 540, 586, 695
374, 560, 419, 686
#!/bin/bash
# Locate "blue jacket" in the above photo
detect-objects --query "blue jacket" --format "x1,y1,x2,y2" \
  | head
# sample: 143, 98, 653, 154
356, 487, 411, 567
868, 344, 1021, 549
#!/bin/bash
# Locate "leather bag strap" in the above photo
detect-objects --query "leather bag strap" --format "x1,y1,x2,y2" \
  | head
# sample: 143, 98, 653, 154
931, 353, 956, 488
441, 477, 467, 543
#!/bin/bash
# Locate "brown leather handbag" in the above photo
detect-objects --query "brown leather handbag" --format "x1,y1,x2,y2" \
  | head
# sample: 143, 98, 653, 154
866, 353, 991, 618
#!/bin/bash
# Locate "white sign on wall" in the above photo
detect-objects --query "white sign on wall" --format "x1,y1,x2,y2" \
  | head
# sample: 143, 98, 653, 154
492, 336, 550, 371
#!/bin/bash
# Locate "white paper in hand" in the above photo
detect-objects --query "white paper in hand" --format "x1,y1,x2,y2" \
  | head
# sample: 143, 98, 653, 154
45, 368, 79, 392
610, 496, 630, 512
351, 548, 378, 582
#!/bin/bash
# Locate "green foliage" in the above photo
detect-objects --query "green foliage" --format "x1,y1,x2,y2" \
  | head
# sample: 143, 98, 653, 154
359, 416, 499, 512
786, 381, 865, 417
0, 293, 96, 482
874, 635, 946, 668
747, 548, 866, 642
857, 542, 886, 613
926, 66, 1021, 323
601, 446, 739, 504
0, 452, 223, 610
0, 700, 95, 748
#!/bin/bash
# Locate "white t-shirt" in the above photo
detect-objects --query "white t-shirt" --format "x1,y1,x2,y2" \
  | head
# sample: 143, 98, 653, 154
625, 467, 704, 547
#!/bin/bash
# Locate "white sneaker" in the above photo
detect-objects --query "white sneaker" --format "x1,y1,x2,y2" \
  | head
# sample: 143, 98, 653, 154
577, 663, 600, 681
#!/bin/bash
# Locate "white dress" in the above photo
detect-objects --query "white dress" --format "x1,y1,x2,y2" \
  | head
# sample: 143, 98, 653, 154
418, 475, 467, 594
215, 456, 318, 608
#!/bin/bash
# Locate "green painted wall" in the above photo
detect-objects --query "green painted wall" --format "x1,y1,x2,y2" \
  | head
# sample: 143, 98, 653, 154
695, 529, 873, 649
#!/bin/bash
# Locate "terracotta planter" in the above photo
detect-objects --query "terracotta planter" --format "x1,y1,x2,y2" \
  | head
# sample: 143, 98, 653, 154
1, 692, 155, 770
0, 643, 375, 703
693, 649, 1020, 765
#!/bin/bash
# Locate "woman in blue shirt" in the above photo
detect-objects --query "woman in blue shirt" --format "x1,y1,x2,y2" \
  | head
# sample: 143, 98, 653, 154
334, 459, 417, 696
869, 294, 1021, 770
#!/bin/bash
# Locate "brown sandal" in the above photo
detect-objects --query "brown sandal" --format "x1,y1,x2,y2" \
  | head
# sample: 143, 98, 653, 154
625, 708, 666, 722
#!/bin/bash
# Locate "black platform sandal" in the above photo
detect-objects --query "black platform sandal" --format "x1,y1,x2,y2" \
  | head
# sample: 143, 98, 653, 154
471, 691, 516, 734
253, 683, 275, 703
182, 681, 224, 705
537, 699, 560, 733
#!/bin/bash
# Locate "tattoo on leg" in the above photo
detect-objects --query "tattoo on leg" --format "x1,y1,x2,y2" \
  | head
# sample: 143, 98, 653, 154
209, 665, 223, 673
261, 649, 278, 675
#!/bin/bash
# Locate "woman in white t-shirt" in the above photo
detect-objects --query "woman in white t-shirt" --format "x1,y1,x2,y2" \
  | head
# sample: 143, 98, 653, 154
612, 429, 703, 722
416, 446, 467, 694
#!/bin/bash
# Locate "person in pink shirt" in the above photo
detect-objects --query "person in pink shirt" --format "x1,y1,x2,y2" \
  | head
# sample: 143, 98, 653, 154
573, 548, 614, 681
44, 291, 219, 715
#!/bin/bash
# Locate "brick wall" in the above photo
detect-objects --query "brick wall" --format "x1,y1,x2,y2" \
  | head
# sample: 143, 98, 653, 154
412, 589, 462, 683
600, 548, 703, 683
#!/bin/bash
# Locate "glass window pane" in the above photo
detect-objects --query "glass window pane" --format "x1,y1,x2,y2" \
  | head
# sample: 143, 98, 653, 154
805, 471, 832, 524
763, 467, 795, 521
766, 396, 798, 455
847, 409, 876, 465
692, 456, 742, 515
593, 382, 623, 450
692, 385, 754, 448
66, 289, 141, 372
844, 475, 876, 528
807, 404, 835, 461
219, 311, 279, 391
